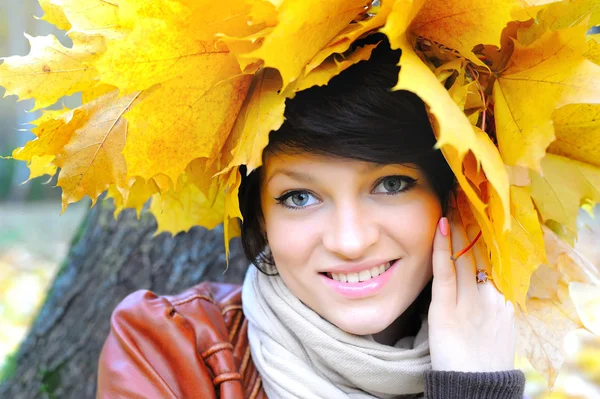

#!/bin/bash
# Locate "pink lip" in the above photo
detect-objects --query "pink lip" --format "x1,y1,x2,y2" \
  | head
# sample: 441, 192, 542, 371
319, 259, 400, 299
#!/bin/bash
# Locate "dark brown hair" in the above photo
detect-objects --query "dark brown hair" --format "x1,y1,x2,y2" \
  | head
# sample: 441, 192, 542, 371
238, 34, 455, 274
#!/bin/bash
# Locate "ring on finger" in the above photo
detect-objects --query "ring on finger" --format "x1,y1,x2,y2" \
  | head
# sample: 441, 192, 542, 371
476, 269, 492, 284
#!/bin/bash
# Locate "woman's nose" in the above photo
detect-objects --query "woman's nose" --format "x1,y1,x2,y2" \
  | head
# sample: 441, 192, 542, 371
322, 201, 379, 259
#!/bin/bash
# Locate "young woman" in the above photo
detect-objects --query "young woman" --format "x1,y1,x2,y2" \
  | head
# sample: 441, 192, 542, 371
97, 37, 525, 398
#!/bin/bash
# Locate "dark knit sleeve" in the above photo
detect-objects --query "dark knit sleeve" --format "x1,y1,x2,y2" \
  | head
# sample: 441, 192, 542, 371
423, 369, 526, 398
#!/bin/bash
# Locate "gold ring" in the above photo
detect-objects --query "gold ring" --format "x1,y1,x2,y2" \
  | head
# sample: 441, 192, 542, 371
476, 269, 492, 284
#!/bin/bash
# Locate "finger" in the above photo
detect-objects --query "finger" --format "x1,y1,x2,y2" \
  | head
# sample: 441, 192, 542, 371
449, 210, 479, 301
431, 217, 457, 308
466, 224, 501, 299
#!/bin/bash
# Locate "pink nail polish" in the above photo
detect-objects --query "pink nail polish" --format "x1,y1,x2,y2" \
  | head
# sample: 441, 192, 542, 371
439, 218, 449, 236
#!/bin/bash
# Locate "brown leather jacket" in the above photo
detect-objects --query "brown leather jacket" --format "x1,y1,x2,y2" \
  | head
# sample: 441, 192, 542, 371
97, 282, 266, 398
97, 282, 527, 399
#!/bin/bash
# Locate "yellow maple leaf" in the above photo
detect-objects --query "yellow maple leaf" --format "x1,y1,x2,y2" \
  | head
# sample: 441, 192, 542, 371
409, 0, 524, 66
25, 155, 57, 181
570, 282, 600, 336
493, 22, 600, 170
533, 0, 600, 31
97, 0, 273, 93
221, 167, 243, 262
382, 0, 512, 235
287, 43, 380, 94
220, 68, 286, 175
39, 0, 124, 40
514, 224, 600, 386
584, 33, 600, 64
543, 224, 600, 284
547, 104, 600, 168
54, 90, 142, 211
107, 175, 164, 220
530, 154, 600, 236
0, 34, 103, 110
237, 0, 369, 88
37, 0, 71, 31
305, 0, 393, 75
494, 185, 546, 307
12, 108, 86, 163
515, 293, 581, 387
121, 69, 252, 186
150, 172, 225, 236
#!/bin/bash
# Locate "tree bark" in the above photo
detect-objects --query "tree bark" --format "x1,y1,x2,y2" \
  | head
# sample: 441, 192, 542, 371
0, 198, 250, 399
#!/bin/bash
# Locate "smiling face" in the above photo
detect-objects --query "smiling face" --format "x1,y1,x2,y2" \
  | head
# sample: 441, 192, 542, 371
260, 151, 443, 336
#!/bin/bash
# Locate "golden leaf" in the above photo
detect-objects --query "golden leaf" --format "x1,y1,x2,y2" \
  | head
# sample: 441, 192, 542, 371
382, 0, 512, 233
239, 0, 369, 88
121, 67, 252, 186
410, 0, 524, 65
222, 167, 243, 261
107, 177, 159, 219
150, 173, 225, 236
38, 0, 71, 31
516, 294, 581, 387
25, 155, 57, 181
548, 104, 600, 168
542, 224, 600, 284
305, 0, 393, 74
54, 90, 142, 211
39, 0, 124, 40
490, 185, 546, 307
570, 282, 600, 335
97, 0, 267, 93
533, 0, 600, 31
220, 68, 285, 175
530, 154, 600, 236
584, 33, 600, 65
514, 224, 600, 386
493, 23, 600, 170
0, 34, 103, 110
288, 43, 380, 94
12, 108, 86, 163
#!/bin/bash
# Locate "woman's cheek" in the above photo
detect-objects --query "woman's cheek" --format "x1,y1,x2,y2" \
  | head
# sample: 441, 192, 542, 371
266, 215, 317, 270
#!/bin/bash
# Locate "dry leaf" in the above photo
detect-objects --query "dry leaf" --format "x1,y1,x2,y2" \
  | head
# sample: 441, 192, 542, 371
493, 23, 600, 170
0, 34, 103, 110
530, 154, 600, 236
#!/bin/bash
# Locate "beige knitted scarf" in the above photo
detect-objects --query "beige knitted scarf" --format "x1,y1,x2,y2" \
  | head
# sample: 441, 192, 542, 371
241, 266, 432, 399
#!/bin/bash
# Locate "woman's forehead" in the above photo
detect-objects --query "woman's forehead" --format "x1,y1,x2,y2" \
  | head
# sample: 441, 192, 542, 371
262, 152, 421, 182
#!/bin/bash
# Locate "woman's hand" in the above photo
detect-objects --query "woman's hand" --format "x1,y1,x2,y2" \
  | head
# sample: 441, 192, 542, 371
427, 209, 517, 372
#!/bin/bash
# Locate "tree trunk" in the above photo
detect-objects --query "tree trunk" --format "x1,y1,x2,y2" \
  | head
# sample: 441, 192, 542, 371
0, 198, 250, 399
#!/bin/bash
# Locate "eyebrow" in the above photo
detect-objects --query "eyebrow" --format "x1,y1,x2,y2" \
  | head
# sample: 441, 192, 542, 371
265, 163, 392, 186
265, 169, 315, 186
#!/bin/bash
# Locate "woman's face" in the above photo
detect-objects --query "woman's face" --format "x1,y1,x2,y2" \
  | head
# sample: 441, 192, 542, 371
260, 152, 443, 335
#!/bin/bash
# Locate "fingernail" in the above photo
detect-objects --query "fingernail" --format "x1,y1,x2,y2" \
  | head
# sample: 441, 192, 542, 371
439, 217, 449, 236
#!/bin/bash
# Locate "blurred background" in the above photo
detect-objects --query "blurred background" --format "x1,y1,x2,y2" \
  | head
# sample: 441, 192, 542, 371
0, 1, 599, 398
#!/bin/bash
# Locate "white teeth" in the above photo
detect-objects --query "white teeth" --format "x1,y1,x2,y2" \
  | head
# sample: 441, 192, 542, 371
358, 270, 371, 282
329, 261, 396, 283
370, 266, 380, 278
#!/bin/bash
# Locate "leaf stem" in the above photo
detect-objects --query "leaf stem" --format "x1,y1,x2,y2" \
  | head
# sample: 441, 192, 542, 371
451, 230, 482, 261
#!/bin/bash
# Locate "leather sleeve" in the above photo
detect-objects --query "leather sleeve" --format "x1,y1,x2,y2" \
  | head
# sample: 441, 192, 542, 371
96, 290, 217, 399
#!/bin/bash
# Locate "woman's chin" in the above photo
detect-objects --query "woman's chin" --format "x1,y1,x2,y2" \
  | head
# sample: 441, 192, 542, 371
328, 310, 398, 337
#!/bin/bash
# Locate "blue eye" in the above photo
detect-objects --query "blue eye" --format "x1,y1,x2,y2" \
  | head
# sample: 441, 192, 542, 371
373, 175, 416, 195
275, 191, 319, 209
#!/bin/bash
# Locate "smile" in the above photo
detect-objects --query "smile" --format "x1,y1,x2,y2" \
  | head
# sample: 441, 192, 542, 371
319, 259, 400, 299
324, 261, 393, 283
